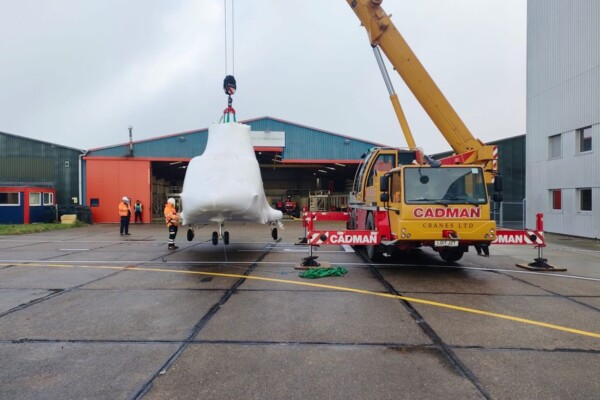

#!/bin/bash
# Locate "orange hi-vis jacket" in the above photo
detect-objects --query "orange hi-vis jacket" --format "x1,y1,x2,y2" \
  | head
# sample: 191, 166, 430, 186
118, 202, 131, 217
164, 203, 179, 227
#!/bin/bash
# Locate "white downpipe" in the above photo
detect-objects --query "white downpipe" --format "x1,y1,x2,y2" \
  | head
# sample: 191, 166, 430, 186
78, 151, 88, 205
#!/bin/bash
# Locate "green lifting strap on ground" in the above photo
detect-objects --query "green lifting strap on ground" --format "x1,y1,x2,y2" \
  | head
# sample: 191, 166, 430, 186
299, 267, 348, 279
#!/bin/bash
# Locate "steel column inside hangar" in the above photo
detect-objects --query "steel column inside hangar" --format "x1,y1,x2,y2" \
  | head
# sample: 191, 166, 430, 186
83, 117, 383, 223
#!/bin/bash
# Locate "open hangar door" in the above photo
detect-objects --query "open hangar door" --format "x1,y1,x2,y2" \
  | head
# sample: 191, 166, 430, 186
149, 156, 359, 221
259, 159, 359, 213
151, 160, 189, 220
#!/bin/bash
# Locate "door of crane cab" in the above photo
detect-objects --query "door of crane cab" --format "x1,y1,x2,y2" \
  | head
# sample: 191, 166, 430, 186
379, 169, 403, 205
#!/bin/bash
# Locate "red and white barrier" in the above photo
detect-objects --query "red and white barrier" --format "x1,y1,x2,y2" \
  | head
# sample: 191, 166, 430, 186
493, 230, 544, 246
306, 230, 379, 246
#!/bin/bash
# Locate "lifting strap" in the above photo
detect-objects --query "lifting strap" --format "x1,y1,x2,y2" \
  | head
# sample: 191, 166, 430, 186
299, 267, 348, 279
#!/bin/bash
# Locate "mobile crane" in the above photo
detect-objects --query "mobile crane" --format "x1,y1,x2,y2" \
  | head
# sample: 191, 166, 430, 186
302, 0, 502, 263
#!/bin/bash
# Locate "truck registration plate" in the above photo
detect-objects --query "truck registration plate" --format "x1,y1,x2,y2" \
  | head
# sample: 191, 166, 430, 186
435, 240, 458, 247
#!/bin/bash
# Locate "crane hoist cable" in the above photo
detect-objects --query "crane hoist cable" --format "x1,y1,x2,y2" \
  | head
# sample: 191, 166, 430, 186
223, 0, 234, 77
222, 0, 236, 122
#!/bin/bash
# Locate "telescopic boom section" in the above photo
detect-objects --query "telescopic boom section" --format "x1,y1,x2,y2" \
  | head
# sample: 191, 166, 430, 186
346, 0, 496, 173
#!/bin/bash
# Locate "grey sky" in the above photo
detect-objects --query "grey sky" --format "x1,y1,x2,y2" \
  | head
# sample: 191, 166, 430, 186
0, 1, 526, 154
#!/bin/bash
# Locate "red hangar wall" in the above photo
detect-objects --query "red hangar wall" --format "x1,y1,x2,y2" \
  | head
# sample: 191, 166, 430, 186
85, 158, 152, 223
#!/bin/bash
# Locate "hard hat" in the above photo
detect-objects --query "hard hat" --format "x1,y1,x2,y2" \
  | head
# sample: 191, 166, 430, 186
167, 198, 176, 205
122, 196, 128, 201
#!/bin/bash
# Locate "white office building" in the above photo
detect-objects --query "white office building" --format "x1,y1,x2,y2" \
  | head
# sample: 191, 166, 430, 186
526, 0, 600, 239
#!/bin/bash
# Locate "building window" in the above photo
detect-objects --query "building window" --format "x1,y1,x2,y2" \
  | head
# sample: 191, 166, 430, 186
90, 198, 100, 207
550, 189, 562, 210
577, 188, 592, 212
29, 192, 42, 206
576, 126, 592, 153
43, 192, 54, 205
64, 161, 70, 168
548, 134, 562, 159
29, 192, 41, 206
0, 192, 20, 206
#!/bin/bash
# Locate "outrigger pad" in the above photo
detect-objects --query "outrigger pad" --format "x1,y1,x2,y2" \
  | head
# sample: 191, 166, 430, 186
516, 258, 566, 272
301, 256, 320, 267
295, 257, 331, 270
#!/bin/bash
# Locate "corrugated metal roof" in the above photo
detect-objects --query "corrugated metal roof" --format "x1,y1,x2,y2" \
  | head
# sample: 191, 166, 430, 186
247, 117, 380, 161
86, 117, 381, 161
0, 131, 84, 154
0, 131, 84, 205
87, 128, 208, 158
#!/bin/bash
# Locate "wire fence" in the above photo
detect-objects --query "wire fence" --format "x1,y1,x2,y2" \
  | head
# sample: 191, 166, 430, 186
491, 200, 525, 229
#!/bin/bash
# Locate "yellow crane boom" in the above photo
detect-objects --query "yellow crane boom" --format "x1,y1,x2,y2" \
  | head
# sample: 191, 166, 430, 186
346, 0, 496, 177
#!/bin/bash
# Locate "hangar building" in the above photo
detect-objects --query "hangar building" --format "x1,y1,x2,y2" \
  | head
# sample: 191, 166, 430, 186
0, 131, 84, 224
83, 117, 383, 223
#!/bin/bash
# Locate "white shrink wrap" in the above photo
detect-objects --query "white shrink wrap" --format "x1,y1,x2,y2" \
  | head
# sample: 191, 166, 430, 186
180, 122, 283, 225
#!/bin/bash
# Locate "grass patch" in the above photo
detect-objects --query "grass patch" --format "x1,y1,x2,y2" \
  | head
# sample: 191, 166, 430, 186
0, 221, 87, 235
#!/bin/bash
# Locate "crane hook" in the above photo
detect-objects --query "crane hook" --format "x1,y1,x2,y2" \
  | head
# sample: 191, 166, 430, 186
223, 75, 236, 96
222, 75, 237, 122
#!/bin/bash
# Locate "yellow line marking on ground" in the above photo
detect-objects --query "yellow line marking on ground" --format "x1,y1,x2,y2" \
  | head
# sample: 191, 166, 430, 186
5, 262, 600, 340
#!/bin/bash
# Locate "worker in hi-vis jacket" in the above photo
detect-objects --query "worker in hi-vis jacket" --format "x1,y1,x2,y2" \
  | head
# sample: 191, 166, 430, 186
164, 198, 179, 250
118, 196, 131, 236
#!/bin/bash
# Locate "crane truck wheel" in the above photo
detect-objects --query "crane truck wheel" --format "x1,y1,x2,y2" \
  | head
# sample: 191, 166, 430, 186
347, 209, 357, 230
439, 247, 464, 263
365, 212, 382, 262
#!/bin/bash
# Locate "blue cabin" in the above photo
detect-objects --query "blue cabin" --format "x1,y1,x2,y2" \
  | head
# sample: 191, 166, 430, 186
0, 186, 56, 224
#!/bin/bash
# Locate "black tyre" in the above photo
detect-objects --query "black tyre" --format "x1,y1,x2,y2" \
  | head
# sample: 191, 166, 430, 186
223, 231, 230, 245
439, 248, 464, 263
187, 229, 194, 242
271, 228, 278, 240
365, 213, 382, 262
211, 231, 218, 245
347, 209, 357, 230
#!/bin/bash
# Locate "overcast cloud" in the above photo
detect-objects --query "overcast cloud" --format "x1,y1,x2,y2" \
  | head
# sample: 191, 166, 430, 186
0, 0, 526, 154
